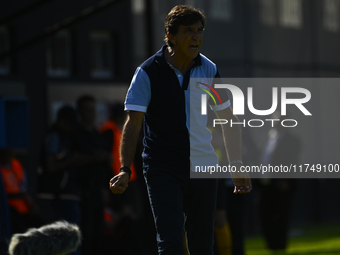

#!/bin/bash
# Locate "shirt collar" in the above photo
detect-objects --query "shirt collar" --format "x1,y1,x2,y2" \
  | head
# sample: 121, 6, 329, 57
155, 45, 202, 68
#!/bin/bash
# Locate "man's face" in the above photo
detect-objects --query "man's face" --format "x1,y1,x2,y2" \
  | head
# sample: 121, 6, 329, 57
170, 21, 204, 60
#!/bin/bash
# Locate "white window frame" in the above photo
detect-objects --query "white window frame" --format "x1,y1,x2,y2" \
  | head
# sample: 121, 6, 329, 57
279, 0, 303, 29
90, 31, 114, 79
259, 0, 277, 26
323, 0, 339, 32
132, 0, 145, 14
0, 26, 10, 75
210, 0, 233, 22
46, 30, 71, 77
185, 0, 204, 9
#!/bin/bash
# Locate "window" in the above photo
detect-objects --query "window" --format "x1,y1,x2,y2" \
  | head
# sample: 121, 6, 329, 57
323, 0, 339, 32
46, 30, 71, 77
279, 0, 303, 28
185, 0, 204, 9
132, 0, 145, 14
0, 26, 10, 75
90, 31, 113, 79
210, 0, 232, 22
259, 0, 276, 26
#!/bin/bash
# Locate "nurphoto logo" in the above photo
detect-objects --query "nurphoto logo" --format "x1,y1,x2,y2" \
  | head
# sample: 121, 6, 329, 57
199, 83, 312, 128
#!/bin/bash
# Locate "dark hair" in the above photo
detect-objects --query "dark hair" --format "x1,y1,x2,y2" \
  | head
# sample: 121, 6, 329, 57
56, 106, 77, 125
164, 5, 206, 48
76, 95, 95, 110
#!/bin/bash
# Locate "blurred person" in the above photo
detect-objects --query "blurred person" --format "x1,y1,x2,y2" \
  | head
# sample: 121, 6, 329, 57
1, 149, 41, 234
76, 95, 112, 255
214, 126, 259, 255
0, 162, 10, 254
100, 103, 138, 181
100, 103, 146, 254
258, 111, 301, 253
215, 179, 249, 255
209, 127, 232, 255
37, 106, 86, 255
215, 181, 232, 255
109, 5, 251, 255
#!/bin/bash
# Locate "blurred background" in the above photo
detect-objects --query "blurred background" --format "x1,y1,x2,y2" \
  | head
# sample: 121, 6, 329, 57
1, 0, 340, 254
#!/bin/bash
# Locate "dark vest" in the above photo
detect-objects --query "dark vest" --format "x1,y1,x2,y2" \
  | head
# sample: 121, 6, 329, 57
140, 46, 201, 169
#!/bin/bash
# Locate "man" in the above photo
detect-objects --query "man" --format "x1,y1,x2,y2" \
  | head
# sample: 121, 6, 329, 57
110, 5, 251, 254
259, 111, 300, 252
100, 103, 138, 181
38, 106, 83, 255
0, 164, 10, 254
75, 95, 112, 255
1, 149, 41, 234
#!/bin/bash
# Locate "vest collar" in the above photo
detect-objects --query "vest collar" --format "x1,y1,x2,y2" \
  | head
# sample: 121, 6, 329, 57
155, 45, 202, 68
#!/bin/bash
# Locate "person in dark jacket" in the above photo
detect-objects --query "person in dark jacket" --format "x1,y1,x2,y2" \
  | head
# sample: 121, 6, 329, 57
259, 111, 301, 252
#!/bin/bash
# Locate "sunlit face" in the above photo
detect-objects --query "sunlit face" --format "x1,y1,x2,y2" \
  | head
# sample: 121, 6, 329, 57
169, 21, 204, 61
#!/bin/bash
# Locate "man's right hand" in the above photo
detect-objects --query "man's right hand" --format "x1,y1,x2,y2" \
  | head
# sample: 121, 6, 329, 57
110, 111, 144, 194
109, 172, 130, 194
230, 165, 252, 194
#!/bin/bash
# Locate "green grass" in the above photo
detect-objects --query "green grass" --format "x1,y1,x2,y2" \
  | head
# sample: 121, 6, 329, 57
245, 223, 340, 255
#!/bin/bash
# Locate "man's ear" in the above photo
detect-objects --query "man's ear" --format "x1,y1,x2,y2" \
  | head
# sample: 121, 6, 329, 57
167, 33, 176, 46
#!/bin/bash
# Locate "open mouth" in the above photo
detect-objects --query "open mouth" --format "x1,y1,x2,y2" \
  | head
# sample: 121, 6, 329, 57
190, 45, 199, 50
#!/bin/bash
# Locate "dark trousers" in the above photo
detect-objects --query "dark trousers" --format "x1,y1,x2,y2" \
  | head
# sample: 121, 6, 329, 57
225, 186, 246, 255
259, 185, 295, 250
144, 165, 218, 255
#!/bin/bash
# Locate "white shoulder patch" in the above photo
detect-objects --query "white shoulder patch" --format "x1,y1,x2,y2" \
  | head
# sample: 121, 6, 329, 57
199, 53, 217, 77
